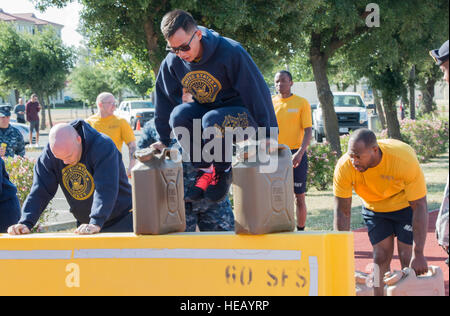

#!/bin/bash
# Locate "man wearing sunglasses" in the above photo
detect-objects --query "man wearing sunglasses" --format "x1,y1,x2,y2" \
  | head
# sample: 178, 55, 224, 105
150, 10, 278, 203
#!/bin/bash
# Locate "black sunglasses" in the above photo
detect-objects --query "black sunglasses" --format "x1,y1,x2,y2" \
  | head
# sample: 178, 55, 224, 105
166, 31, 197, 54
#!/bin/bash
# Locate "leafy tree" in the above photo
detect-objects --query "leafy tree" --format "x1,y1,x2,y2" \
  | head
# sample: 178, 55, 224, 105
342, 0, 448, 139
33, 0, 305, 77
68, 63, 111, 107
0, 22, 74, 129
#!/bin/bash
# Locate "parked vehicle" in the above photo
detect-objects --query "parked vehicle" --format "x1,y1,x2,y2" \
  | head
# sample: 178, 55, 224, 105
115, 100, 155, 130
313, 92, 373, 142
10, 119, 30, 145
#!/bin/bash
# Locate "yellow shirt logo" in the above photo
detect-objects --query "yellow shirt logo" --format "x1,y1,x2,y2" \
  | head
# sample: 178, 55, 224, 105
62, 163, 95, 201
182, 71, 222, 103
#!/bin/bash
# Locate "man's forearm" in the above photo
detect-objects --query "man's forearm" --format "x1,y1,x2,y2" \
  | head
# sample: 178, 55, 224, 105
334, 197, 352, 231
128, 141, 137, 170
299, 127, 312, 154
410, 196, 428, 254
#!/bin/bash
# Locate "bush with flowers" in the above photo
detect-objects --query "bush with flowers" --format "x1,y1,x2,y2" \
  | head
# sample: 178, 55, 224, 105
3, 156, 54, 232
306, 142, 339, 191
380, 115, 449, 163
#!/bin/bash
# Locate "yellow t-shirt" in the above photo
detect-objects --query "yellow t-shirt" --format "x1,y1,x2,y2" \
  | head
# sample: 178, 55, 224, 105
85, 114, 135, 152
272, 94, 312, 150
333, 139, 427, 212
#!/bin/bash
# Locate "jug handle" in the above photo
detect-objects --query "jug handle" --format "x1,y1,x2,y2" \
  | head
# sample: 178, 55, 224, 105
134, 147, 159, 162
383, 270, 405, 286
238, 139, 289, 160
160, 147, 182, 162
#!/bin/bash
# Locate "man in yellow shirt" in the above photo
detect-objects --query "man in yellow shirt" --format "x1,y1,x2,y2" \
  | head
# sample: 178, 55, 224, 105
86, 92, 136, 177
333, 128, 428, 296
273, 71, 312, 231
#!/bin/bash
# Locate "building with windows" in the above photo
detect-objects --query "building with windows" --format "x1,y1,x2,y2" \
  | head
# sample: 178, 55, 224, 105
0, 8, 64, 105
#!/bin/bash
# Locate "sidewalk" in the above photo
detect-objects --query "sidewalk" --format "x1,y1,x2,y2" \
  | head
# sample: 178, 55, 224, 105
353, 210, 449, 296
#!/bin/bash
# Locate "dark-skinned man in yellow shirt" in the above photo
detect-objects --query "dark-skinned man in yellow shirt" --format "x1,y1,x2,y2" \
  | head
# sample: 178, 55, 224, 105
333, 128, 428, 296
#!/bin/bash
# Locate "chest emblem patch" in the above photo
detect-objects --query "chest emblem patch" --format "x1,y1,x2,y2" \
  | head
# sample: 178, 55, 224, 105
62, 163, 95, 201
182, 71, 222, 103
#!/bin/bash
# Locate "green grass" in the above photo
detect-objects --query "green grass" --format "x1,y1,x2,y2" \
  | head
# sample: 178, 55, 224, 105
305, 152, 449, 231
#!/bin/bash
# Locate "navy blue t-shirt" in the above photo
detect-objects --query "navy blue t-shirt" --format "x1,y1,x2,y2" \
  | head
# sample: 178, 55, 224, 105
19, 120, 132, 229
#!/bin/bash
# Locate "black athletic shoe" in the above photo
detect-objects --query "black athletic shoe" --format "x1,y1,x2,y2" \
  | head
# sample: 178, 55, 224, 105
185, 170, 213, 202
204, 168, 232, 202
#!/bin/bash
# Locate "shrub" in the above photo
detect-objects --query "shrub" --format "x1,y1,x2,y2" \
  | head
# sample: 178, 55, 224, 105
381, 115, 449, 163
307, 142, 339, 191
3, 156, 54, 232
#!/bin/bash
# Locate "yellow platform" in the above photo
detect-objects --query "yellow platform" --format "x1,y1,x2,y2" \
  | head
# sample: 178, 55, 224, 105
0, 231, 355, 296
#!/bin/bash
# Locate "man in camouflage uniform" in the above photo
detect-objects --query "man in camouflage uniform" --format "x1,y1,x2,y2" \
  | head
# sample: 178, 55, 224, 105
138, 119, 234, 231
0, 106, 25, 158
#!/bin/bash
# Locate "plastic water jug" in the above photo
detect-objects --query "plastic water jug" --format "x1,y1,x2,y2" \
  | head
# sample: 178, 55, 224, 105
232, 142, 295, 234
131, 148, 186, 234
384, 266, 445, 296
354, 271, 387, 296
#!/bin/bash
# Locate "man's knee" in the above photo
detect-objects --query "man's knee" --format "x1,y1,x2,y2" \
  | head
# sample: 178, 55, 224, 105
373, 245, 393, 266
169, 103, 194, 129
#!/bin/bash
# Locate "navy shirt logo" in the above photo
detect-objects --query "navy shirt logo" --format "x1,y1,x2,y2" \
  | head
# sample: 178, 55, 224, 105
182, 71, 222, 103
62, 163, 95, 201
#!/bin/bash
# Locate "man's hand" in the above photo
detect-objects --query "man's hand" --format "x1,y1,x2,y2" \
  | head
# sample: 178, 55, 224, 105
150, 141, 167, 152
7, 224, 31, 235
0, 147, 5, 157
410, 252, 428, 275
74, 224, 101, 235
292, 149, 305, 168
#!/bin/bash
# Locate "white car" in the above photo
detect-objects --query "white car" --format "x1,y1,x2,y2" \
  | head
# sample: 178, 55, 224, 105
10, 119, 30, 145
115, 100, 155, 130
313, 92, 373, 142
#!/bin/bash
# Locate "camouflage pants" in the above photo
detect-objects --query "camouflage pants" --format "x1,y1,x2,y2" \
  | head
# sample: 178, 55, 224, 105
185, 199, 234, 232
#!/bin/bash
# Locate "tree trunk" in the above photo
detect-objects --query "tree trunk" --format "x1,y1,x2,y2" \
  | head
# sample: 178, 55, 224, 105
381, 90, 402, 140
46, 94, 53, 128
310, 50, 342, 157
14, 89, 20, 104
421, 77, 436, 114
409, 65, 416, 120
39, 92, 46, 130
400, 87, 408, 120
144, 19, 162, 77
373, 89, 386, 130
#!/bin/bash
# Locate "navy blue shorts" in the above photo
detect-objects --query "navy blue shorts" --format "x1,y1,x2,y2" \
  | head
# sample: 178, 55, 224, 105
362, 206, 413, 246
291, 150, 308, 194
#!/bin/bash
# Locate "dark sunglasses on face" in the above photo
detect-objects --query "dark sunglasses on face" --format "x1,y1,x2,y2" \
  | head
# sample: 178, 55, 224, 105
166, 31, 197, 54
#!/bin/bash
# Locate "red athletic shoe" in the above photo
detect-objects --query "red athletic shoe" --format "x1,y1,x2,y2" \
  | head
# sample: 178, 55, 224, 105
185, 168, 215, 202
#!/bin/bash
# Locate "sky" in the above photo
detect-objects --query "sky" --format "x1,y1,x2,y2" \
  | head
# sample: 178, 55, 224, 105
0, 0, 83, 48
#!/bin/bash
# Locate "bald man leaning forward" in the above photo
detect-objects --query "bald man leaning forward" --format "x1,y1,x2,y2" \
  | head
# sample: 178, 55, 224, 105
7, 120, 133, 235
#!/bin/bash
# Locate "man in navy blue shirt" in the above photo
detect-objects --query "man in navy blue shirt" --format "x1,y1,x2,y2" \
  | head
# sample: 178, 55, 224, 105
7, 121, 133, 235
0, 157, 21, 233
150, 10, 278, 203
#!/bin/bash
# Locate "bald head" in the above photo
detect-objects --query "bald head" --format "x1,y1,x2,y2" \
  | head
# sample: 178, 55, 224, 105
49, 123, 82, 165
96, 92, 116, 118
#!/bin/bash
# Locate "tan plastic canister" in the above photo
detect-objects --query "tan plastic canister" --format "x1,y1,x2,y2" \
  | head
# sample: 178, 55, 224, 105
384, 266, 445, 296
232, 142, 295, 234
131, 148, 186, 234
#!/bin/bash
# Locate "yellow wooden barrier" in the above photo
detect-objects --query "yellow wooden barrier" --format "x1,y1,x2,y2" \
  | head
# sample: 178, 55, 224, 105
0, 232, 355, 296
